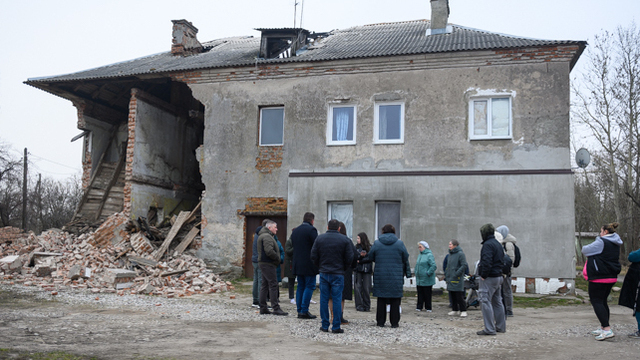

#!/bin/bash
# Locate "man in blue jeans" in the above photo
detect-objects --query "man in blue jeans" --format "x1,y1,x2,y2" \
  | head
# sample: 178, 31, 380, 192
310, 219, 354, 333
291, 212, 319, 319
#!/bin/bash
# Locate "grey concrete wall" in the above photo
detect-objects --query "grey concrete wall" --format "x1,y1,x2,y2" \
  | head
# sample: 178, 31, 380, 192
189, 54, 574, 277
288, 173, 576, 279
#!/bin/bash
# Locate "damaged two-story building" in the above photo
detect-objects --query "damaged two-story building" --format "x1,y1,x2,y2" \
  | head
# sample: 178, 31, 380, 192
27, 0, 585, 293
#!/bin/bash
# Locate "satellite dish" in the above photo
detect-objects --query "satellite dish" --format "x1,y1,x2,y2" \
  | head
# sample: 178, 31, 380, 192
576, 148, 591, 169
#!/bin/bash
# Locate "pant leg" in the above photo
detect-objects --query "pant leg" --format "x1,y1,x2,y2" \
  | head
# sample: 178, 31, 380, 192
319, 273, 330, 330
416, 286, 425, 310
635, 311, 640, 331
425, 286, 433, 311
330, 274, 344, 330
362, 273, 372, 311
490, 276, 505, 332
354, 272, 364, 309
288, 277, 295, 299
376, 297, 388, 326
296, 275, 305, 313
260, 264, 280, 311
588, 281, 615, 328
301, 275, 316, 314
479, 277, 497, 334
259, 264, 270, 311
502, 276, 513, 314
389, 298, 402, 327
252, 262, 261, 305
452, 291, 466, 312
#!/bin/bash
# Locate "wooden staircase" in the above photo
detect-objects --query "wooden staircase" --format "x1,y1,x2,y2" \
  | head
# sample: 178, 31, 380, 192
75, 161, 126, 223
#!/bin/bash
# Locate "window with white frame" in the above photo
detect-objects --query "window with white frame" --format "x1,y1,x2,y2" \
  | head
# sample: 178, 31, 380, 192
375, 201, 401, 239
374, 102, 404, 144
259, 107, 284, 146
327, 105, 356, 145
469, 97, 512, 140
328, 202, 353, 239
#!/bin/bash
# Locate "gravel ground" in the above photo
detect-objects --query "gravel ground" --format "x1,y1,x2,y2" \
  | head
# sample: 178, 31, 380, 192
1, 284, 640, 359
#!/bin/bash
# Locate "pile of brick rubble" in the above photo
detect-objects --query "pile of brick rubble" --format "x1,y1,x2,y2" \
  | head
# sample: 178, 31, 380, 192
0, 212, 233, 298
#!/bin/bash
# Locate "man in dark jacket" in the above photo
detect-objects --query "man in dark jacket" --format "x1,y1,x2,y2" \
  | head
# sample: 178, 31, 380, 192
258, 221, 288, 316
310, 219, 354, 333
252, 219, 270, 308
291, 212, 319, 319
477, 223, 506, 335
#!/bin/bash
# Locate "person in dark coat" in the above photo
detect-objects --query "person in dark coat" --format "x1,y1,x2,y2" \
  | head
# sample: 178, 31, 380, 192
251, 219, 270, 307
284, 230, 296, 304
619, 238, 640, 338
477, 223, 505, 336
291, 212, 319, 319
368, 224, 411, 328
445, 239, 467, 317
310, 219, 354, 333
257, 221, 287, 316
354, 232, 373, 312
328, 221, 357, 325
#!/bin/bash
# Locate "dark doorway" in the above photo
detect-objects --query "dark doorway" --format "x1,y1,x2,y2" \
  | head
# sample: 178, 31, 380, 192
244, 216, 287, 278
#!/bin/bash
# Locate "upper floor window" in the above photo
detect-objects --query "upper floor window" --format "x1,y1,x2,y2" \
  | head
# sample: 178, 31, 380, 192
259, 107, 284, 146
469, 97, 512, 140
327, 105, 356, 145
374, 102, 404, 144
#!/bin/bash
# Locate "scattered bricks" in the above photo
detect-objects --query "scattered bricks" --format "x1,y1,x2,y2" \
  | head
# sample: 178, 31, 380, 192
90, 212, 130, 248
130, 233, 154, 255
51, 291, 58, 296
137, 282, 156, 294
34, 264, 53, 277
0, 227, 25, 244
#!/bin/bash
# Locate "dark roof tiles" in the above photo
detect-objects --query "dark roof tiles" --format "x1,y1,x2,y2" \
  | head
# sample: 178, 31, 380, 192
28, 20, 584, 83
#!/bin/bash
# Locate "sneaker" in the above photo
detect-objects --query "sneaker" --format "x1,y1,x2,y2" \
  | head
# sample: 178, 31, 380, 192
595, 329, 614, 341
310, 299, 317, 304
251, 304, 260, 308
590, 329, 604, 336
290, 298, 296, 304
415, 309, 422, 312
426, 310, 432, 313
460, 311, 468, 317
628, 330, 640, 338
331, 328, 344, 334
297, 312, 317, 319
448, 311, 460, 316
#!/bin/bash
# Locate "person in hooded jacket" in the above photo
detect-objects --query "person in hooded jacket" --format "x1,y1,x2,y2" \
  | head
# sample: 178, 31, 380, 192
414, 241, 437, 312
496, 225, 516, 317
619, 236, 640, 339
582, 222, 622, 341
252, 219, 270, 308
445, 239, 468, 317
477, 223, 506, 335
368, 224, 411, 328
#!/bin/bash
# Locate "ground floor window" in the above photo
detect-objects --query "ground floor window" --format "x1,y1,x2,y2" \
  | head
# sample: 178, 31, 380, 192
376, 201, 401, 239
327, 202, 353, 239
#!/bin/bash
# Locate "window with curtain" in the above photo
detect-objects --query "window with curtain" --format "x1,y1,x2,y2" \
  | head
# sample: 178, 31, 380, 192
259, 107, 284, 146
328, 202, 353, 239
374, 102, 404, 144
376, 201, 401, 240
469, 97, 512, 140
327, 105, 356, 145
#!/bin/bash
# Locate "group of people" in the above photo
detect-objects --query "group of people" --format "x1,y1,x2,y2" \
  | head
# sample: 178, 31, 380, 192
252, 214, 640, 339
581, 222, 640, 341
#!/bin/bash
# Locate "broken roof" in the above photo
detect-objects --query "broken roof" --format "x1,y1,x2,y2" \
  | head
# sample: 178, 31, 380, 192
27, 20, 586, 84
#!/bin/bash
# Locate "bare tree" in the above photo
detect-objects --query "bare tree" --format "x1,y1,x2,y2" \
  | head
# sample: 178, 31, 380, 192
572, 22, 640, 257
0, 141, 22, 227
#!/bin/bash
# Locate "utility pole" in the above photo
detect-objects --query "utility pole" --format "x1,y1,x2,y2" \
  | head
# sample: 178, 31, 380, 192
22, 148, 27, 230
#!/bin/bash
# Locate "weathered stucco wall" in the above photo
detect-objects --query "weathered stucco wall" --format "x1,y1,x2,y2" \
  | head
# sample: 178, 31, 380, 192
128, 97, 201, 219
188, 50, 575, 281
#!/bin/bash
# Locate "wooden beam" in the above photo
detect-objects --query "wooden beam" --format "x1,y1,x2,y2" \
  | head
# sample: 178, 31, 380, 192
152, 211, 190, 261
173, 227, 199, 256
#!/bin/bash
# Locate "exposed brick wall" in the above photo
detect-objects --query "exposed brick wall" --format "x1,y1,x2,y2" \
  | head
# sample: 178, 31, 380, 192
0, 227, 25, 243
170, 71, 203, 84
81, 138, 92, 190
122, 90, 138, 218
495, 45, 580, 63
239, 197, 288, 215
255, 146, 283, 173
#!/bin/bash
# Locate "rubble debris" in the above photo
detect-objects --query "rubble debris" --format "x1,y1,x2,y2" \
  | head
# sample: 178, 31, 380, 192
0, 206, 230, 298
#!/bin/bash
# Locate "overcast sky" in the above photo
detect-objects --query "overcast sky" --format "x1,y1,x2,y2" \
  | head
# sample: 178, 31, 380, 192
1, 0, 638, 179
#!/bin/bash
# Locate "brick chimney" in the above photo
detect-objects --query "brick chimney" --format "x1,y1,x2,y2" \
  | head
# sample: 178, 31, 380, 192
429, 0, 451, 35
171, 19, 203, 56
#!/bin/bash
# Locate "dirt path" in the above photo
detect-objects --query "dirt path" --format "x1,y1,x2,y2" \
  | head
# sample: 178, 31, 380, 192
1, 286, 639, 360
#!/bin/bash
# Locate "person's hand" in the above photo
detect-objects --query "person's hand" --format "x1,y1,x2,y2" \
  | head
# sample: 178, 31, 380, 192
360, 251, 366, 256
